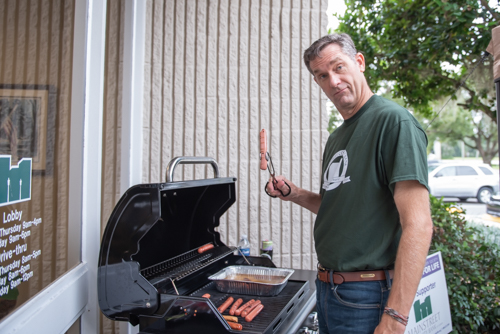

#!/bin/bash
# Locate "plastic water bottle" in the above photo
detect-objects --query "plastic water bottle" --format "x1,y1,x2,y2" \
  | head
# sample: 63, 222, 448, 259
237, 235, 250, 256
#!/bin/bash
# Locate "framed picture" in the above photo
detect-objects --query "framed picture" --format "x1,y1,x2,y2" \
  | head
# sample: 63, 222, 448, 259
0, 85, 50, 170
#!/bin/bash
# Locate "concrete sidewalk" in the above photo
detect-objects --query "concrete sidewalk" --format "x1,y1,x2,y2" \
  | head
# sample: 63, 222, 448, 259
467, 213, 500, 228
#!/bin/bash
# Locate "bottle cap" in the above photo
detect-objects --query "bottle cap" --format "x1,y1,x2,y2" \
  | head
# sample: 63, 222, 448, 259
261, 240, 273, 250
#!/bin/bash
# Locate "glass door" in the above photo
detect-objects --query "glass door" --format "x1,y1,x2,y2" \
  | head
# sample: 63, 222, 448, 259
0, 0, 106, 332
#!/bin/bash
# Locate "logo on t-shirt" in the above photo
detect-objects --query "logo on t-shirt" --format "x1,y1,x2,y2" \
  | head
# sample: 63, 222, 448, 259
323, 150, 350, 191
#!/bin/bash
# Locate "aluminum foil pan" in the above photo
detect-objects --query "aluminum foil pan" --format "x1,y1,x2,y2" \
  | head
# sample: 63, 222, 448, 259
208, 265, 294, 296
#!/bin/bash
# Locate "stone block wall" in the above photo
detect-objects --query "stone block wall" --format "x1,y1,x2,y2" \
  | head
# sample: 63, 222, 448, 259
142, 0, 329, 270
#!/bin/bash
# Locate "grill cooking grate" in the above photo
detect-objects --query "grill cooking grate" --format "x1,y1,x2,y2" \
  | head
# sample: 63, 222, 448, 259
142, 246, 235, 286
190, 280, 308, 333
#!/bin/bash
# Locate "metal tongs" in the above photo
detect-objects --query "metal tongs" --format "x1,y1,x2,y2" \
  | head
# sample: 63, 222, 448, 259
260, 129, 291, 198
237, 246, 253, 266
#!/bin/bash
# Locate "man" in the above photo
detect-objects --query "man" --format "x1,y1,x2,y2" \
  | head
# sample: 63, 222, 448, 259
266, 33, 433, 333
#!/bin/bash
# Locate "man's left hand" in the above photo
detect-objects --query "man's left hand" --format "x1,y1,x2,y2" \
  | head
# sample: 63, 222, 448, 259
373, 313, 406, 333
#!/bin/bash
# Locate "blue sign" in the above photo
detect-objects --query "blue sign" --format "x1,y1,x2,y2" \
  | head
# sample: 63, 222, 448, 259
421, 253, 441, 278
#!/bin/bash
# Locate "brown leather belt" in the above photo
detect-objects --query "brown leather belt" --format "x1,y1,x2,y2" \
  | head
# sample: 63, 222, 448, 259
317, 268, 394, 285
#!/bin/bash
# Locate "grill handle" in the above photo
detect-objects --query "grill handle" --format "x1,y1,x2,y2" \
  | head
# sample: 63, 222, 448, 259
166, 156, 220, 182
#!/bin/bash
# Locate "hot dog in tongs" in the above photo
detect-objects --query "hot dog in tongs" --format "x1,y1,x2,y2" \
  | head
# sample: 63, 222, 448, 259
260, 129, 291, 198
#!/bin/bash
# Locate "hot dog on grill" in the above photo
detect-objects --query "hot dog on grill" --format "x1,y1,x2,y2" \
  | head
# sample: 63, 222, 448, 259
245, 303, 264, 322
241, 300, 262, 318
217, 296, 234, 313
235, 299, 255, 316
197, 243, 214, 254
223, 315, 238, 323
229, 298, 243, 315
227, 321, 243, 330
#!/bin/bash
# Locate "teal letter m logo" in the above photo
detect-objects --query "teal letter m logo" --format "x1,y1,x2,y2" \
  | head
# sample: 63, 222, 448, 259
414, 296, 433, 322
0, 155, 32, 207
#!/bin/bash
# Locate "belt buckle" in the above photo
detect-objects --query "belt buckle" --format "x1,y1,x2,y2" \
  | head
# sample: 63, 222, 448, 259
317, 270, 329, 283
317, 263, 327, 283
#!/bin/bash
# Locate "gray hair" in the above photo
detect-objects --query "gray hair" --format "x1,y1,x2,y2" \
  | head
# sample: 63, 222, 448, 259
303, 33, 358, 75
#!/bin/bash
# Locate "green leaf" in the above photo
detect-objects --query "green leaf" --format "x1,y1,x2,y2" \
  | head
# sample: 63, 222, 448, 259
335, 0, 498, 163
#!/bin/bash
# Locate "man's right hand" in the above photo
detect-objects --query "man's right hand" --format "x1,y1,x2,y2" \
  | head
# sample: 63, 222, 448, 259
266, 176, 295, 201
265, 176, 322, 214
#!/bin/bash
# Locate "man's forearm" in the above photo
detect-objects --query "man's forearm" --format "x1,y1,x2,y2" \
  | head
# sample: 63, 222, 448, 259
386, 218, 433, 316
289, 187, 322, 214
267, 176, 322, 214
376, 180, 434, 333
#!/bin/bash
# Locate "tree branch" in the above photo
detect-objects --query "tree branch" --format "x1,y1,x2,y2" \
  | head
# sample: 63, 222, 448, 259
480, 0, 500, 21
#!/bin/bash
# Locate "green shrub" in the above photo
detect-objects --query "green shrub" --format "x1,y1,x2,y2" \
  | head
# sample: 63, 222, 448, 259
429, 195, 500, 333
468, 221, 500, 247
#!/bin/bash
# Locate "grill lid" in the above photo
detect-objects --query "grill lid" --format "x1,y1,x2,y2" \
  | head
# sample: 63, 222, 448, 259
98, 157, 237, 322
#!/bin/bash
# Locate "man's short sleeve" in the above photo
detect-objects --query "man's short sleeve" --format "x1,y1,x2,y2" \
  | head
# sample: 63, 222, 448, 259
382, 119, 429, 195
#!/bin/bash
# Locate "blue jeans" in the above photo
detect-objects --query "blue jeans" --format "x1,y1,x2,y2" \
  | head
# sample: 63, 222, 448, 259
315, 274, 392, 334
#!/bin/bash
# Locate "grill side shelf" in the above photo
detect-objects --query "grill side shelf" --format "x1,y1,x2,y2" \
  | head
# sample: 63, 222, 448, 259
142, 246, 236, 286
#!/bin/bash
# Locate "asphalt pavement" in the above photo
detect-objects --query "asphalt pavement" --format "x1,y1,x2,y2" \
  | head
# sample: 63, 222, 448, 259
443, 197, 500, 228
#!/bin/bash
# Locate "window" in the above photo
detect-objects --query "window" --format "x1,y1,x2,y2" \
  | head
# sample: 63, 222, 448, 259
0, 0, 79, 321
436, 167, 456, 177
456, 166, 478, 176
428, 165, 440, 173
479, 166, 494, 175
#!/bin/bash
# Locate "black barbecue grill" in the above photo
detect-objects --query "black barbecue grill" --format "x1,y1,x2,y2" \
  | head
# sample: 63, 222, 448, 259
98, 157, 317, 334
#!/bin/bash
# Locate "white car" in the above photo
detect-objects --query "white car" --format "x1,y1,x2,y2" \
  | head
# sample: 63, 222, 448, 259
428, 162, 499, 203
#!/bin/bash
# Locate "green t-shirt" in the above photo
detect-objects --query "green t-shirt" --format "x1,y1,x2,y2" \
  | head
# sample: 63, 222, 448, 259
315, 95, 429, 272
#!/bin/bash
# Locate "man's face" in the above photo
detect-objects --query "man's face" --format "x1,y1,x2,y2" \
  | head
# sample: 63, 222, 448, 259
310, 43, 369, 119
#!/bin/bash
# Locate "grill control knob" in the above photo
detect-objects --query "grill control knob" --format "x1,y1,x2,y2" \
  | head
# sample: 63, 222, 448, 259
302, 311, 318, 330
309, 311, 318, 327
